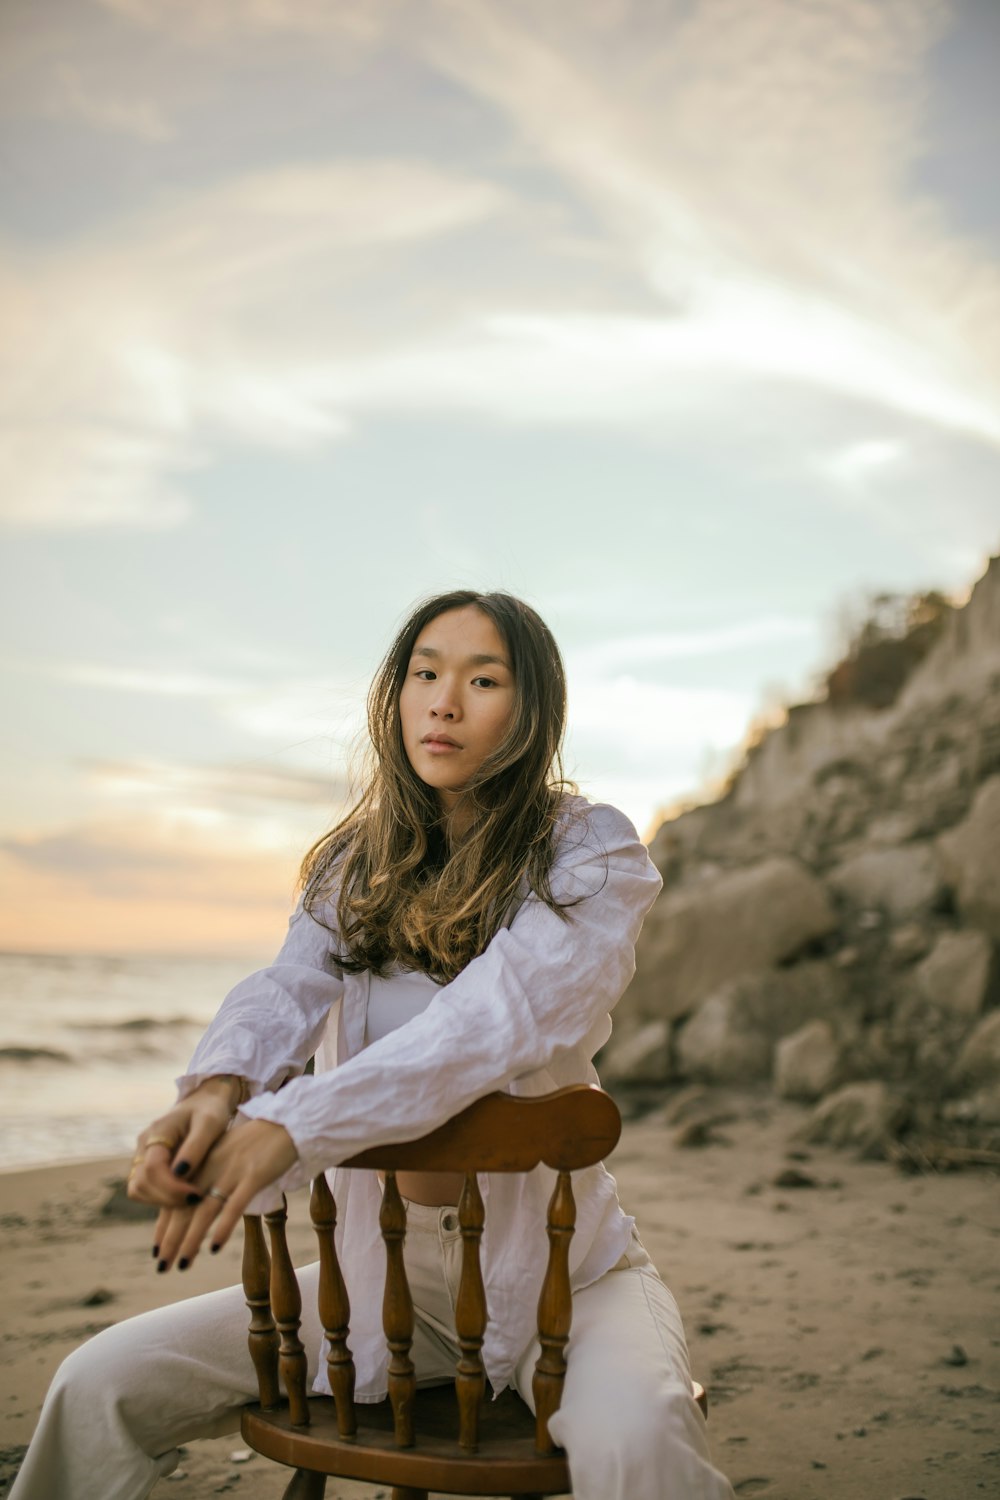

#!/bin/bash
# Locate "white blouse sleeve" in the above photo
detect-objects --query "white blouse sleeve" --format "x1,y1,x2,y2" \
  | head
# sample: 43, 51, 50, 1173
176, 895, 345, 1102
239, 802, 662, 1181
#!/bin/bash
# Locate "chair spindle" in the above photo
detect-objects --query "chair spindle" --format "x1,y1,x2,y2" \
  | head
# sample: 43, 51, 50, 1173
455, 1171, 487, 1450
380, 1170, 416, 1447
532, 1169, 576, 1455
310, 1173, 357, 1440
265, 1198, 310, 1428
241, 1214, 280, 1410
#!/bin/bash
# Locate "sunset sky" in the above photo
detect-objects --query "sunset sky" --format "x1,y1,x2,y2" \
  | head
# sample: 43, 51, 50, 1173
1, 0, 998, 957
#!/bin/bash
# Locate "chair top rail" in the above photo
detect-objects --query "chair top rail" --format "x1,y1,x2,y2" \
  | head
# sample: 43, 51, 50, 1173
340, 1085, 620, 1175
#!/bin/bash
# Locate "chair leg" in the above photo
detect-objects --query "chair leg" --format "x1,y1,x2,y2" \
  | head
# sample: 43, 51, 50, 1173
281, 1469, 326, 1500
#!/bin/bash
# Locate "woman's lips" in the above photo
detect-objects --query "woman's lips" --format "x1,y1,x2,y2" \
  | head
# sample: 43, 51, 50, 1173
422, 736, 462, 753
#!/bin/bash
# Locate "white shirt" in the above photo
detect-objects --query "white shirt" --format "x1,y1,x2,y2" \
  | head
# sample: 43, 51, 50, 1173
178, 797, 662, 1399
364, 967, 441, 1044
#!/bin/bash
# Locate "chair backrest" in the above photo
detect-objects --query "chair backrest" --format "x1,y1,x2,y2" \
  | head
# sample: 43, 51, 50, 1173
241, 1085, 621, 1457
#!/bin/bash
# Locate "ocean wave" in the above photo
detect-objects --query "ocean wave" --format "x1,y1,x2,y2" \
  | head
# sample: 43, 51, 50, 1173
75, 1016, 203, 1033
0, 1046, 72, 1064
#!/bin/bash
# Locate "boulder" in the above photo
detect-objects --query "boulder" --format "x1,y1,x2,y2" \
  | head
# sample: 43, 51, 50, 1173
773, 1020, 842, 1101
800, 1081, 908, 1152
942, 1085, 1000, 1126
951, 1010, 1000, 1088
937, 775, 1000, 938
915, 930, 998, 1018
888, 923, 932, 966
625, 857, 837, 1025
674, 961, 847, 1084
599, 1019, 672, 1086
826, 842, 944, 921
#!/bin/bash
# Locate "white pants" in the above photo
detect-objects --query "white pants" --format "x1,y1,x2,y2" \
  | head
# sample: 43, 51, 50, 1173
11, 1204, 735, 1500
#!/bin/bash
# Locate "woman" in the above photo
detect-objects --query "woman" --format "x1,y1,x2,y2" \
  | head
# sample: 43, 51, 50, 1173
12, 590, 735, 1500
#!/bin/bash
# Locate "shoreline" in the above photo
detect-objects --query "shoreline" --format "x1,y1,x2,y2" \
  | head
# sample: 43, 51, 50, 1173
2, 1093, 998, 1499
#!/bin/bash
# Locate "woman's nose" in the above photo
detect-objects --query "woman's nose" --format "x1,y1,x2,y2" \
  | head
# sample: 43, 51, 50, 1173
430, 683, 460, 719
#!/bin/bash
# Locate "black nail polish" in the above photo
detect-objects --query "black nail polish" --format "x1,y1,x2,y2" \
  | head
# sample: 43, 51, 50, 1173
157, 1260, 167, 1273
173, 1160, 191, 1178
185, 1192, 202, 1205
151, 1245, 159, 1259
178, 1257, 189, 1271
210, 1243, 220, 1254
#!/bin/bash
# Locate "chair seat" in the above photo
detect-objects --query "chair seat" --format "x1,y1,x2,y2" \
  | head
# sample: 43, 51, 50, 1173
242, 1386, 571, 1496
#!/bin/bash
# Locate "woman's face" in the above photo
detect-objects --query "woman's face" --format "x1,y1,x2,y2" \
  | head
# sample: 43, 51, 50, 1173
399, 605, 515, 815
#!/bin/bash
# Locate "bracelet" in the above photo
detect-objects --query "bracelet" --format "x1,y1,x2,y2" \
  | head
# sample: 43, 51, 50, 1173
213, 1074, 250, 1112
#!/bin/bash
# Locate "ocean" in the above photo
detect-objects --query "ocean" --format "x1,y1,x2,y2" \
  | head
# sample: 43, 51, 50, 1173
0, 951, 267, 1171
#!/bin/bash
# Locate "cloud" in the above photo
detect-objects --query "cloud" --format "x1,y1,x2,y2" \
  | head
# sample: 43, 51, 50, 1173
85, 757, 348, 810
569, 619, 816, 671
415, 0, 1000, 435
96, 0, 391, 47
3, 0, 999, 540
0, 158, 509, 529
0, 822, 297, 955
42, 60, 175, 141
823, 439, 907, 489
56, 663, 249, 698
29, 654, 368, 750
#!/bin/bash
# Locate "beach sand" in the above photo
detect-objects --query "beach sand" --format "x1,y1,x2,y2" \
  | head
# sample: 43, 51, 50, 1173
2, 1091, 998, 1500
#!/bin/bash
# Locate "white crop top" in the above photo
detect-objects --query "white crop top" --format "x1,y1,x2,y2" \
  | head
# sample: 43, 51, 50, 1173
364, 967, 441, 1044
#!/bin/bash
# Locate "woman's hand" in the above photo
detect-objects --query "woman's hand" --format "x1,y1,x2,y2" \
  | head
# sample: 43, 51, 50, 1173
127, 1075, 238, 1211
153, 1118, 299, 1272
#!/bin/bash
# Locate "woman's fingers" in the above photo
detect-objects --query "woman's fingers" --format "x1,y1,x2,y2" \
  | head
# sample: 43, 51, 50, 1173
152, 1207, 170, 1260
154, 1204, 197, 1270
170, 1112, 230, 1183
174, 1182, 247, 1267
127, 1142, 193, 1207
143, 1119, 299, 1271
164, 1120, 299, 1269
128, 1094, 234, 1206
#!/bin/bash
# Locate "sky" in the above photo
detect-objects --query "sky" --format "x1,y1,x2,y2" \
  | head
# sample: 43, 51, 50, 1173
1, 0, 998, 957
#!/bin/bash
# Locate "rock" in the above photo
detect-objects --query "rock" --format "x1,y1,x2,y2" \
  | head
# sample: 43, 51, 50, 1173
915, 930, 998, 1018
98, 1179, 158, 1223
80, 1287, 116, 1307
888, 923, 932, 966
774, 1020, 842, 1101
772, 1167, 818, 1188
675, 962, 848, 1084
942, 1084, 1000, 1125
599, 1019, 672, 1086
673, 1119, 718, 1148
937, 774, 1000, 937
800, 1081, 908, 1152
661, 1085, 713, 1125
867, 811, 921, 845
826, 843, 944, 921
626, 858, 837, 1025
950, 1010, 1000, 1088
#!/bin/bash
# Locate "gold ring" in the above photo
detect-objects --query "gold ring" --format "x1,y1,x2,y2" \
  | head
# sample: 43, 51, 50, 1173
145, 1135, 179, 1153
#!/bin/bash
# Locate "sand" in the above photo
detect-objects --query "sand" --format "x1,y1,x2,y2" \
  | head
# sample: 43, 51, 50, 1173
1, 1090, 998, 1500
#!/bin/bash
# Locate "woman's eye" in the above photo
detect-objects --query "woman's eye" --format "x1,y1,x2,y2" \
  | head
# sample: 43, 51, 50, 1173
414, 669, 436, 681
472, 675, 498, 689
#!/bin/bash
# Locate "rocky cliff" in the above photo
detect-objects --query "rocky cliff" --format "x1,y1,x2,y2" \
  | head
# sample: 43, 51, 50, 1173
606, 552, 1000, 1157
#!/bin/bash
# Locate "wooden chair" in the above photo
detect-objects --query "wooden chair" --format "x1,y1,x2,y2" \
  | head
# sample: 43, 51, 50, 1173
239, 1084, 706, 1500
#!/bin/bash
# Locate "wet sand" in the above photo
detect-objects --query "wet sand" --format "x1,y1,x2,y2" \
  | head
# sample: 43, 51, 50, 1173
2, 1091, 998, 1499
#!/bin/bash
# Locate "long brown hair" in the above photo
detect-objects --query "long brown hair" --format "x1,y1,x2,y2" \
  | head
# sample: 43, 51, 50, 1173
300, 590, 576, 980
